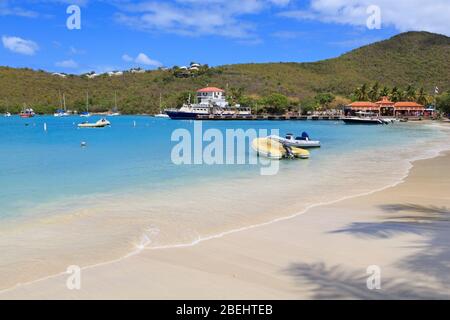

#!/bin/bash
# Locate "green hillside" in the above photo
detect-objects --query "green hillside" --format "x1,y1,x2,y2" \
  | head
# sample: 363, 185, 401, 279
0, 31, 449, 114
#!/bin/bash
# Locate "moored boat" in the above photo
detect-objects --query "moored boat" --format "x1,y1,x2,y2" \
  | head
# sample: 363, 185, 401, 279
166, 87, 251, 120
78, 118, 110, 128
271, 132, 321, 148
252, 138, 310, 160
20, 107, 35, 118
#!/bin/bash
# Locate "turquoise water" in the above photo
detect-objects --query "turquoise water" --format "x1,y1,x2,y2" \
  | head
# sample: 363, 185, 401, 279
0, 115, 447, 221
1, 115, 450, 290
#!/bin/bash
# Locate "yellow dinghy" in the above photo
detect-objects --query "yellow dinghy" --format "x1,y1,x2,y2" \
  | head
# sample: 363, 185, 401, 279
252, 138, 310, 160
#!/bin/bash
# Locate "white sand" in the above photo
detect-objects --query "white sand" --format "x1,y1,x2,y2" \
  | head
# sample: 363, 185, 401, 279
1, 152, 449, 300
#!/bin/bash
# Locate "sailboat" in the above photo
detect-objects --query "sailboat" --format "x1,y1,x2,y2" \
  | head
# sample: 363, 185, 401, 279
80, 91, 91, 117
108, 91, 121, 116
54, 92, 69, 117
154, 93, 169, 118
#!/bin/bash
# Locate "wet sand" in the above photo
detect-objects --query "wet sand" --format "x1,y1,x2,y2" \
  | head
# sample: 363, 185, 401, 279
1, 149, 449, 300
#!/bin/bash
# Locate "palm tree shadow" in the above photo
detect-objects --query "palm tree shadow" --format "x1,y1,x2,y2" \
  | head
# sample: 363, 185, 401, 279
328, 203, 450, 289
284, 262, 449, 300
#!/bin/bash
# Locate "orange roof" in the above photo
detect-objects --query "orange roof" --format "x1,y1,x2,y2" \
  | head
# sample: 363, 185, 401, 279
376, 96, 394, 105
197, 87, 225, 93
394, 102, 424, 108
348, 101, 379, 108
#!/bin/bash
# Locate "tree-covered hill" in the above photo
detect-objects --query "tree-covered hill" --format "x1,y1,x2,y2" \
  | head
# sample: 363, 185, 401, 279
0, 31, 449, 114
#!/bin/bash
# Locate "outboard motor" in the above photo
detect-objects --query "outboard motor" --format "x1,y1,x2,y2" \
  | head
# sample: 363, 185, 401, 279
283, 145, 295, 159
301, 132, 310, 141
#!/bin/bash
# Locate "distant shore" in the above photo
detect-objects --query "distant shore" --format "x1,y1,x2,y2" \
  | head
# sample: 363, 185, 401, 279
2, 147, 449, 299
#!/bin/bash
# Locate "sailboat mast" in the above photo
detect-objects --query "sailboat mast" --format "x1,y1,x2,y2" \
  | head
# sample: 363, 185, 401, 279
63, 93, 66, 111
86, 91, 89, 112
114, 90, 117, 109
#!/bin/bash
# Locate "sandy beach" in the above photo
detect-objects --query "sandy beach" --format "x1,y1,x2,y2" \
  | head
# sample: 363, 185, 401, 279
1, 148, 449, 300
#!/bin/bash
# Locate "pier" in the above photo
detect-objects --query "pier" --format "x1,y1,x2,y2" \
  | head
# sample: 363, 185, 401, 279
195, 115, 343, 121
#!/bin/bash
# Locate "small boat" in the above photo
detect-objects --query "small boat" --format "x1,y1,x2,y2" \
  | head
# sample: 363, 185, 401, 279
108, 91, 121, 116
4, 112, 11, 117
20, 107, 35, 118
54, 109, 69, 117
54, 93, 69, 117
80, 91, 91, 117
155, 93, 170, 118
252, 138, 310, 160
78, 118, 110, 128
271, 132, 321, 148
154, 113, 170, 118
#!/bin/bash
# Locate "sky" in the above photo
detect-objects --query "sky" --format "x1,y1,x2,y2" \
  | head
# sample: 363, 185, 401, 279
1, 0, 449, 74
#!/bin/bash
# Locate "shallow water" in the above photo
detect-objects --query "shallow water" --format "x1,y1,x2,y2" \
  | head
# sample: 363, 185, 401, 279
0, 116, 449, 290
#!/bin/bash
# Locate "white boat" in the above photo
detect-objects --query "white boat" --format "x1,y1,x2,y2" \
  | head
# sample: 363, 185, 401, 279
4, 112, 11, 117
155, 113, 169, 118
78, 118, 110, 128
108, 91, 121, 116
166, 87, 251, 119
271, 132, 321, 148
80, 91, 91, 117
54, 93, 69, 117
155, 93, 170, 118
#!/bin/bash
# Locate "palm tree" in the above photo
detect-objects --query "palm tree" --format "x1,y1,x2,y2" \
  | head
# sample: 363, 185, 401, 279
390, 87, 403, 102
354, 84, 369, 101
417, 87, 429, 106
368, 82, 380, 102
405, 85, 417, 101
380, 86, 390, 98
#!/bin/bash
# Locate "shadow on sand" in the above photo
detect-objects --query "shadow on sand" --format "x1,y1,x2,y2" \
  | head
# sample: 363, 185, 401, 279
284, 204, 450, 299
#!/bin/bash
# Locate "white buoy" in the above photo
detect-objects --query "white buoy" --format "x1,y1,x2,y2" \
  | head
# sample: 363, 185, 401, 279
44, 123, 47, 131
133, 121, 136, 127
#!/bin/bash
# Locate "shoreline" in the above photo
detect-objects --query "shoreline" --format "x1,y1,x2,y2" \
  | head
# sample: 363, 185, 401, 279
1, 142, 450, 299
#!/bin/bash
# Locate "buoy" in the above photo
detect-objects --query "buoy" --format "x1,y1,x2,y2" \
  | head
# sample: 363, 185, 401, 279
44, 123, 47, 131
133, 121, 136, 127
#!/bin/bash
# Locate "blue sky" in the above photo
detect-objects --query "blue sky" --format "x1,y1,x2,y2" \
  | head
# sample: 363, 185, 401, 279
1, 0, 449, 74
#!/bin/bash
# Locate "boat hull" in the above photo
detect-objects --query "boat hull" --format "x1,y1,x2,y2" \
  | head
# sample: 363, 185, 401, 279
342, 118, 384, 125
166, 111, 206, 120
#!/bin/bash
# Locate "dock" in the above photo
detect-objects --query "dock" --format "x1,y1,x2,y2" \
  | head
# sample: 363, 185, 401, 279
195, 115, 343, 121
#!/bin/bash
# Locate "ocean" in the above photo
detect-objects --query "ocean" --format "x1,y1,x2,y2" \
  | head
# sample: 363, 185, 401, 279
0, 115, 449, 290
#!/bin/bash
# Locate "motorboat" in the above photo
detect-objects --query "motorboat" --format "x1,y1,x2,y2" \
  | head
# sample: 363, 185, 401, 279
154, 113, 170, 118
78, 118, 110, 128
271, 132, 321, 148
343, 111, 385, 125
252, 138, 310, 160
4, 112, 11, 117
20, 108, 35, 118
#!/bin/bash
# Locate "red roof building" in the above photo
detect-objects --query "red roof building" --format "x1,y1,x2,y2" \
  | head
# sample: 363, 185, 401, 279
197, 87, 225, 93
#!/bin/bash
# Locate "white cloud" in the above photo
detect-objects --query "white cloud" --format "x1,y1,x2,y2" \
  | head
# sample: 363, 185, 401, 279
135, 53, 162, 66
115, 0, 292, 40
122, 54, 134, 62
122, 52, 162, 67
55, 59, 78, 68
2, 35, 39, 55
0, 0, 39, 17
280, 0, 450, 36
